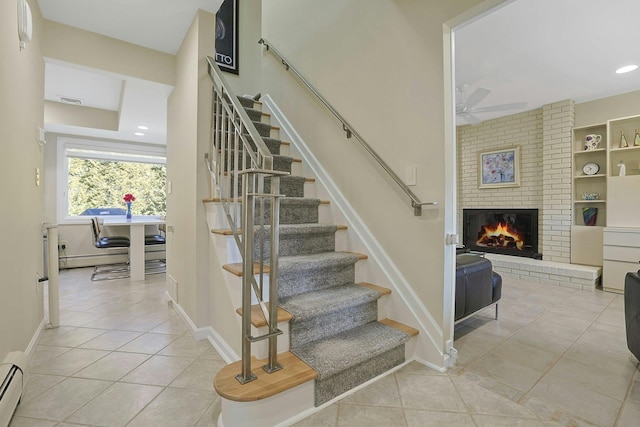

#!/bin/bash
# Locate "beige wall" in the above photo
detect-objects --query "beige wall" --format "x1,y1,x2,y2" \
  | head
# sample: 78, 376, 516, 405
42, 20, 175, 86
261, 0, 482, 334
575, 89, 640, 128
0, 0, 46, 357
221, 0, 263, 97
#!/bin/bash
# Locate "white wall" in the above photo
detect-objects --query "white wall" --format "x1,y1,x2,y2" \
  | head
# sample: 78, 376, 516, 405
0, 0, 46, 358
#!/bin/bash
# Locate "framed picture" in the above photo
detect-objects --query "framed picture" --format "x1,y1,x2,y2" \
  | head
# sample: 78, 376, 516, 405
215, 0, 239, 75
478, 146, 521, 189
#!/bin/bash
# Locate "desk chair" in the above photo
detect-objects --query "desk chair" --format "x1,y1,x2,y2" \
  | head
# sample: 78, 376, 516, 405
144, 222, 166, 274
90, 217, 130, 281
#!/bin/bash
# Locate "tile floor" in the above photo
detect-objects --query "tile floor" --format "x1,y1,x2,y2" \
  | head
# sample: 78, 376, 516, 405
9, 268, 640, 426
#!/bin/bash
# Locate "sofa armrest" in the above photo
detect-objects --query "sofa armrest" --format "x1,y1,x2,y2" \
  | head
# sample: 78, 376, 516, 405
624, 271, 640, 360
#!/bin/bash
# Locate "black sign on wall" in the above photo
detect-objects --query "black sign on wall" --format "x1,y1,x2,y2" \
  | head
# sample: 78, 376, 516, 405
215, 0, 239, 74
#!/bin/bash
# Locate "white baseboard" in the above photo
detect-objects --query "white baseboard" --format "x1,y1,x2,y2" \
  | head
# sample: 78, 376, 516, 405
165, 291, 239, 363
26, 317, 47, 362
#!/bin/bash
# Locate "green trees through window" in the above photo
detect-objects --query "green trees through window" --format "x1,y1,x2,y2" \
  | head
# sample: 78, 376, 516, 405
68, 158, 166, 216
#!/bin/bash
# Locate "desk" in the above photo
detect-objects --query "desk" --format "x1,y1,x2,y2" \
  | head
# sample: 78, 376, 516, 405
103, 217, 165, 281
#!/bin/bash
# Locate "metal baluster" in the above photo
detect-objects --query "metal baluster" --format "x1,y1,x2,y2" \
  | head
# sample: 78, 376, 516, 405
264, 174, 282, 373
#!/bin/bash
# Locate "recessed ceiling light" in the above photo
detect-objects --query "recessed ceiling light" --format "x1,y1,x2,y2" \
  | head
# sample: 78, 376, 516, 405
134, 132, 144, 136
616, 65, 638, 74
137, 125, 148, 130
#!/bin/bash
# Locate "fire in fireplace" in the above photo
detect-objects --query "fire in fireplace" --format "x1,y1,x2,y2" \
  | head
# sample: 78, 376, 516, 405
463, 208, 539, 258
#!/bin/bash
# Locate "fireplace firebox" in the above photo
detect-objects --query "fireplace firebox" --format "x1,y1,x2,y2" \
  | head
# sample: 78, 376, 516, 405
462, 208, 539, 258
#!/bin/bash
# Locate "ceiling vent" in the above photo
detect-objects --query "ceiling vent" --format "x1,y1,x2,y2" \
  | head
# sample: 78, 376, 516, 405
59, 96, 82, 105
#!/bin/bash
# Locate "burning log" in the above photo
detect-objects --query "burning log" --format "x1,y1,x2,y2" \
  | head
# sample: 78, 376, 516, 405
476, 222, 525, 250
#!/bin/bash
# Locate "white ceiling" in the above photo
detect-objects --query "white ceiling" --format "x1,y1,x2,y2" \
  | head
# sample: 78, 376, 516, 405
455, 0, 640, 125
38, 0, 640, 140
38, 0, 219, 145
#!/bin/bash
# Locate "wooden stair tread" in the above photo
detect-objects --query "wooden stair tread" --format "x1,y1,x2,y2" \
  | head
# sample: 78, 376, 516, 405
305, 177, 316, 182
357, 282, 391, 296
236, 304, 292, 327
214, 351, 317, 402
223, 262, 270, 276
379, 318, 419, 337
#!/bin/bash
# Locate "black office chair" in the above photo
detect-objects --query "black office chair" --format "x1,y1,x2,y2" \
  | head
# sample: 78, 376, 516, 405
90, 217, 131, 281
144, 222, 166, 274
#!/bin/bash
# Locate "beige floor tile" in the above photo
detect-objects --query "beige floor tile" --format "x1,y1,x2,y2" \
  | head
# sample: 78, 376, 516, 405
396, 374, 467, 412
117, 332, 180, 354
58, 309, 105, 327
292, 404, 338, 427
617, 399, 640, 427
127, 387, 216, 427
404, 409, 475, 427
490, 338, 559, 372
31, 348, 110, 376
519, 395, 595, 426
465, 352, 545, 392
198, 347, 225, 361
149, 316, 188, 334
170, 358, 226, 391
158, 335, 211, 358
8, 417, 57, 426
78, 330, 142, 351
74, 351, 150, 381
14, 377, 112, 421
452, 375, 538, 419
510, 327, 575, 355
121, 355, 195, 386
28, 345, 72, 368
545, 357, 631, 401
65, 382, 163, 427
21, 374, 66, 403
339, 373, 401, 407
336, 404, 406, 427
563, 336, 637, 377
530, 373, 622, 426
39, 327, 107, 348
472, 414, 560, 426
195, 398, 222, 427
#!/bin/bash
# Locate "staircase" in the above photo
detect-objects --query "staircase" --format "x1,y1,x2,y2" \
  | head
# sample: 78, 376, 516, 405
210, 96, 419, 422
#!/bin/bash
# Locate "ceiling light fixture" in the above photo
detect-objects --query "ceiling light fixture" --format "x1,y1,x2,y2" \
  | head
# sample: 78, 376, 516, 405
137, 125, 148, 130
134, 132, 144, 136
616, 65, 638, 74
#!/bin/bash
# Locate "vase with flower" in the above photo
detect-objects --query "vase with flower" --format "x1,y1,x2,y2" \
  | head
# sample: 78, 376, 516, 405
123, 193, 136, 219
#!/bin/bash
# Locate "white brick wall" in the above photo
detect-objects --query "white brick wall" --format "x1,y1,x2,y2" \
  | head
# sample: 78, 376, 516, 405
457, 101, 575, 263
542, 100, 574, 263
457, 109, 544, 251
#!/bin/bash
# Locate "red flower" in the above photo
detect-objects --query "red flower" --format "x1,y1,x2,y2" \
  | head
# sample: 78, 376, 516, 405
123, 193, 136, 203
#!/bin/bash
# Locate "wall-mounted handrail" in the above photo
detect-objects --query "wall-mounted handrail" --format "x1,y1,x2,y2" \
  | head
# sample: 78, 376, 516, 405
206, 56, 287, 384
259, 38, 437, 216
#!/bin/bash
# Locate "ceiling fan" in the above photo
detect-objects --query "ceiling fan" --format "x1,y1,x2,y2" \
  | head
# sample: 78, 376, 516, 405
456, 84, 527, 124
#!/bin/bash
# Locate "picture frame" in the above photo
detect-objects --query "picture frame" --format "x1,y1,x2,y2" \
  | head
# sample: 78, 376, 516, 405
215, 0, 239, 75
478, 146, 521, 189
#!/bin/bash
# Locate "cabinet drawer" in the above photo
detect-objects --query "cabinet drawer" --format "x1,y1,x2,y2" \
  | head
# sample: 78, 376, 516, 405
603, 260, 638, 292
603, 245, 640, 263
603, 230, 640, 247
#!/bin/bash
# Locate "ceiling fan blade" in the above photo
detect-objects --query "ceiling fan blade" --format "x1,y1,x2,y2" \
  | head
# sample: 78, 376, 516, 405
463, 87, 492, 109
469, 102, 528, 113
459, 112, 482, 125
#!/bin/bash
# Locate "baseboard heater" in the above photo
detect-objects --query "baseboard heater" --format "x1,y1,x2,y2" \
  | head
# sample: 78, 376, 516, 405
0, 352, 27, 427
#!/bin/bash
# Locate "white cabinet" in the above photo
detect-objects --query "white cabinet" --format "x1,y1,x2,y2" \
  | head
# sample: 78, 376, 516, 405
572, 114, 640, 267
602, 227, 640, 293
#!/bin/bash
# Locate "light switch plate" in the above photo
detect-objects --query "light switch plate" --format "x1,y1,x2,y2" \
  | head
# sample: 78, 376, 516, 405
405, 165, 417, 186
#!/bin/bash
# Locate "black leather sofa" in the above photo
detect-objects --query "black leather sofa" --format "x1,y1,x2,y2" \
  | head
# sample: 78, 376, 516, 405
624, 271, 640, 361
455, 254, 502, 322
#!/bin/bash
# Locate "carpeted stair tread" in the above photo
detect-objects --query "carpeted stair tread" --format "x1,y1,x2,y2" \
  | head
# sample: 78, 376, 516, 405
281, 284, 382, 322
279, 251, 361, 273
254, 223, 339, 257
291, 322, 409, 379
243, 107, 266, 122
237, 96, 260, 109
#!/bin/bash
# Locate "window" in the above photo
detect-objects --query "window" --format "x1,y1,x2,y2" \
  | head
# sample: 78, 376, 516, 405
58, 137, 166, 221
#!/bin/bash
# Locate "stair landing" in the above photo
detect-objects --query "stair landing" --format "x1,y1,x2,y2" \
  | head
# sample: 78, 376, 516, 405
214, 351, 317, 402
